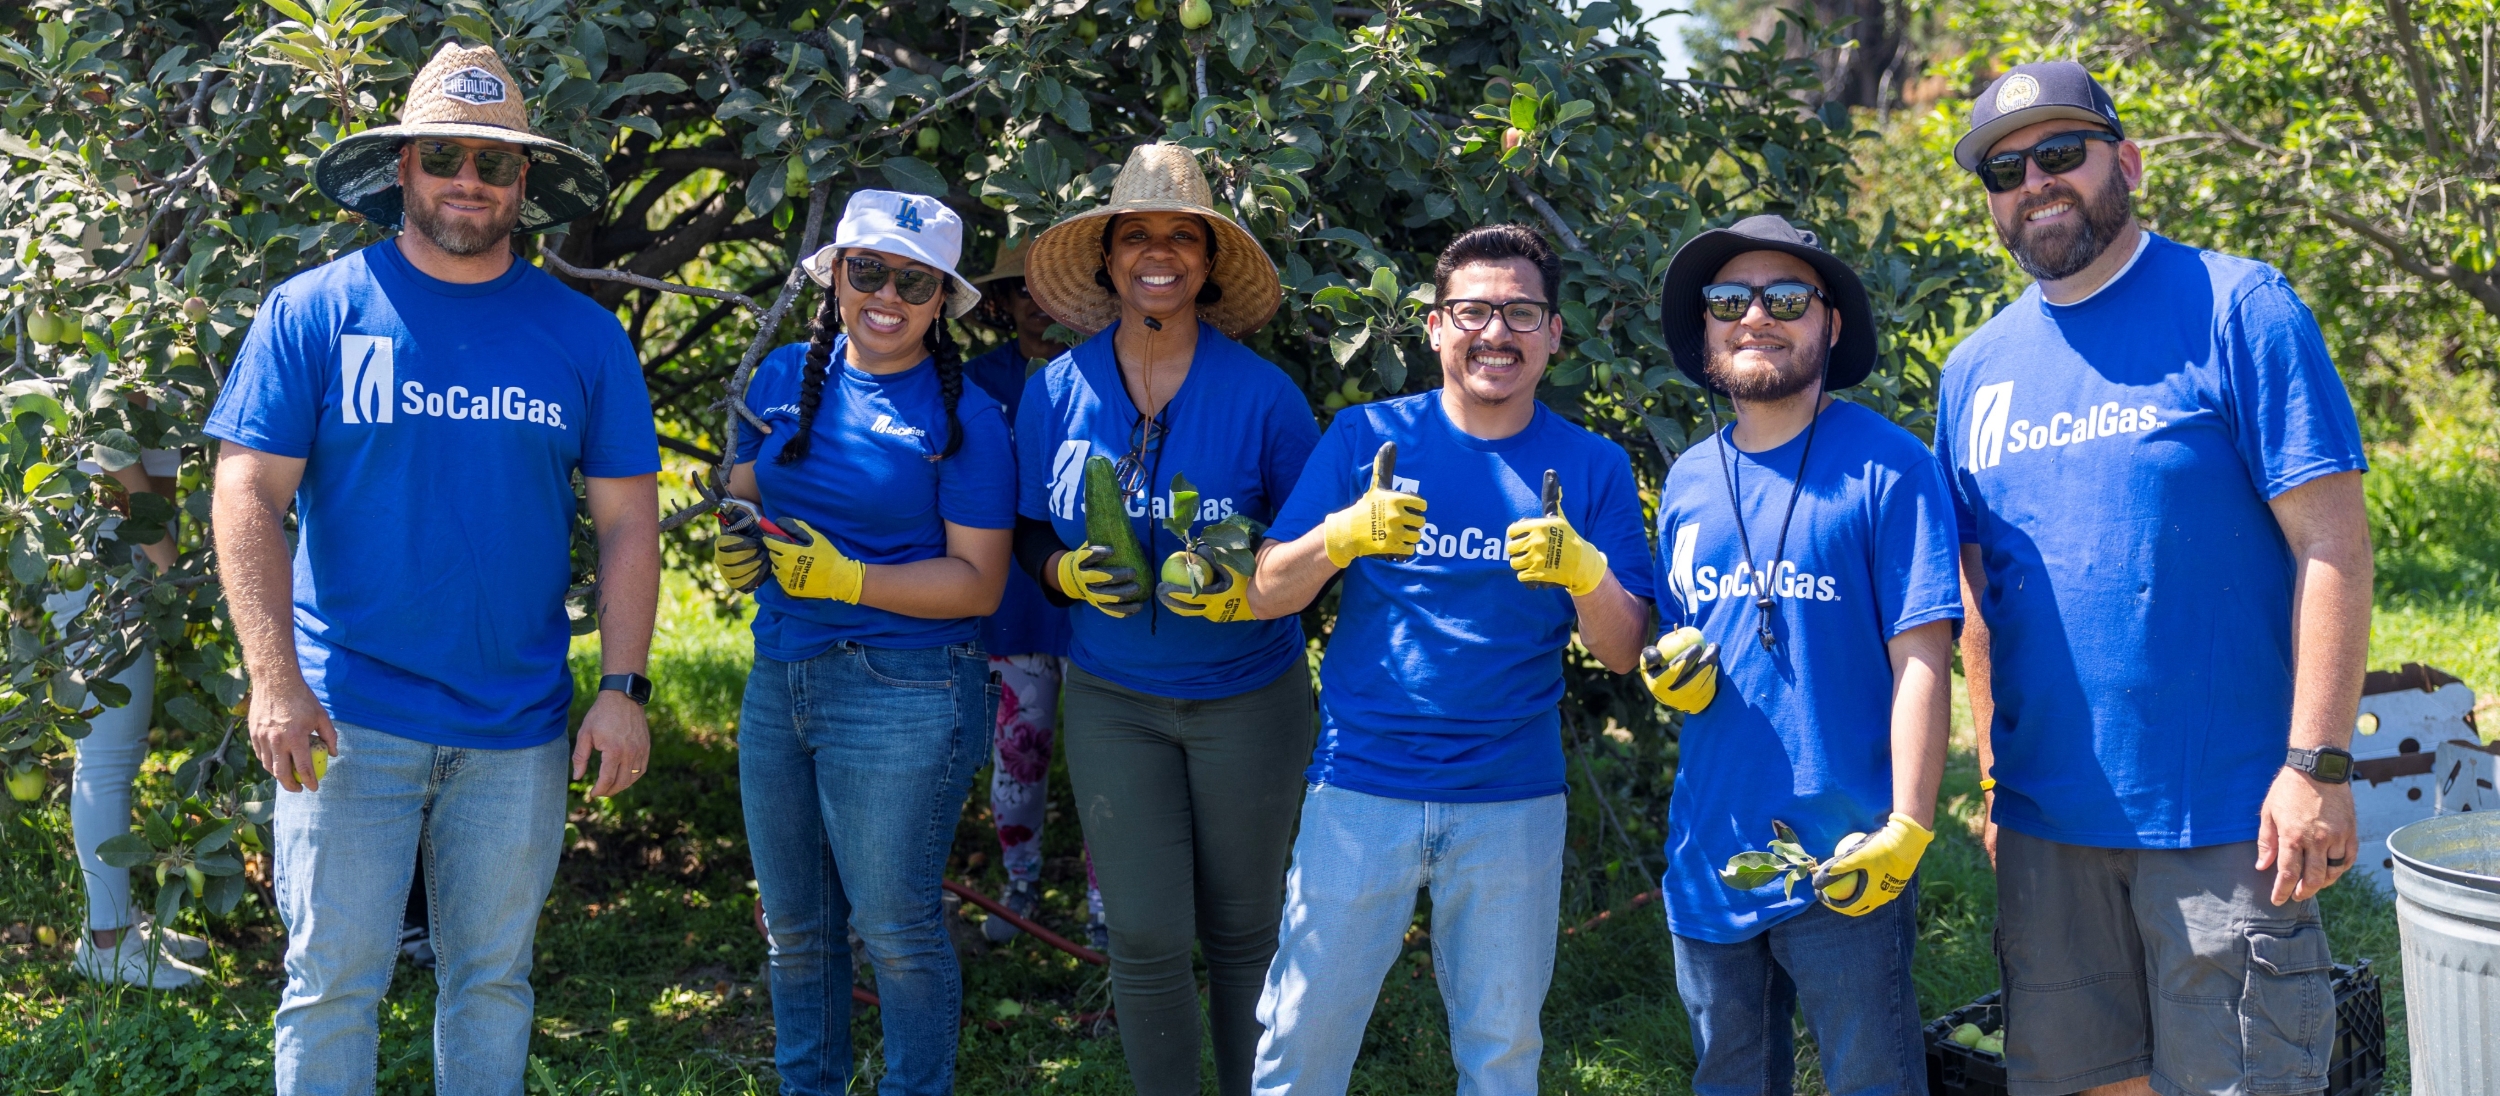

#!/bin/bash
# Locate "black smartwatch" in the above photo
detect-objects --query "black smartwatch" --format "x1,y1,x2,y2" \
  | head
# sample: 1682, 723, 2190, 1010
598, 672, 652, 706
2284, 745, 2354, 785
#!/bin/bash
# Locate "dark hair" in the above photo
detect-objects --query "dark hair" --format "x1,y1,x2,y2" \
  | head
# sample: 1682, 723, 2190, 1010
1432, 223, 1560, 306
1098, 214, 1224, 303
777, 273, 966, 466
975, 276, 1024, 331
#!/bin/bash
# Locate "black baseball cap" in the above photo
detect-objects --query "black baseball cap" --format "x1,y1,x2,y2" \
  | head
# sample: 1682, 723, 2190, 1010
1656, 214, 1877, 394
1952, 61, 2126, 171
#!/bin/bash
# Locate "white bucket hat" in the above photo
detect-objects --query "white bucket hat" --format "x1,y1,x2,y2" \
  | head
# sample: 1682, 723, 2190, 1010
801, 190, 982, 319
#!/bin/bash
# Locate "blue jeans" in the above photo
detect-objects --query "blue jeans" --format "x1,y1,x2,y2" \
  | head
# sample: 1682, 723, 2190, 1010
1252, 784, 1567, 1096
739, 643, 994, 1096
1671, 880, 1926, 1096
272, 721, 569, 1096
70, 657, 155, 931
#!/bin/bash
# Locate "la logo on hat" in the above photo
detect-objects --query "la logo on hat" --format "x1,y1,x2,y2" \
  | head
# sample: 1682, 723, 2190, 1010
440, 66, 508, 105
895, 195, 927, 233
1995, 73, 2039, 112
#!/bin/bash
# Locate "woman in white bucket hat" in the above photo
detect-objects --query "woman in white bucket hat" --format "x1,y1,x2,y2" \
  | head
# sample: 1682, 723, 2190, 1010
709, 190, 1014, 1096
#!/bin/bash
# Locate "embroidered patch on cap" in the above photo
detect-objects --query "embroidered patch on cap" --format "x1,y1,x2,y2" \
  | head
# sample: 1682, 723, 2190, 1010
441, 66, 509, 105
1995, 73, 2040, 113
894, 196, 927, 232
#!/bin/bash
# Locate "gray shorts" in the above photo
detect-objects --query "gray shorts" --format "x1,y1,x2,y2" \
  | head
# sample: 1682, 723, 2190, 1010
1994, 827, 2334, 1096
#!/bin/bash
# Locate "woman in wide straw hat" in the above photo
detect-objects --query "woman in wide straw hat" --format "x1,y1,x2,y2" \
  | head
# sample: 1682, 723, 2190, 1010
1010, 142, 1319, 1096
709, 189, 1017, 1096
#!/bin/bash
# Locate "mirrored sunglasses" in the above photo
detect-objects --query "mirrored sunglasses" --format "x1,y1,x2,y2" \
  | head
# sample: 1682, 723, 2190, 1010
412, 140, 527, 187
844, 255, 945, 306
1701, 281, 1825, 323
1976, 129, 2121, 194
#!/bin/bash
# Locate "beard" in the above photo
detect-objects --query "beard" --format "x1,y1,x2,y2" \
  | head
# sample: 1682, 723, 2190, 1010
1703, 317, 1830, 402
1995, 172, 2134, 282
406, 190, 519, 257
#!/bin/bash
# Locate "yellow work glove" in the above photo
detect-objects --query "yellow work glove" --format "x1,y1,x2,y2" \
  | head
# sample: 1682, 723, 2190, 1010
1156, 553, 1253, 622
1320, 441, 1427, 567
1056, 543, 1144, 618
1640, 626, 1720, 714
763, 520, 866, 603
714, 530, 767, 593
1506, 471, 1608, 595
1813, 813, 1934, 917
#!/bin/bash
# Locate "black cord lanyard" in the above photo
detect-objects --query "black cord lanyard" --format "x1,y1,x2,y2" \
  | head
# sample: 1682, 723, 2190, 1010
1708, 373, 1826, 650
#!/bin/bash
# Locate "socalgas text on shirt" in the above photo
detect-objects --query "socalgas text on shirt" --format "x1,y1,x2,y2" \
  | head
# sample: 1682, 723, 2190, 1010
1689, 559, 1839, 604
1402, 523, 1506, 561
397, 381, 568, 429
2003, 401, 2160, 455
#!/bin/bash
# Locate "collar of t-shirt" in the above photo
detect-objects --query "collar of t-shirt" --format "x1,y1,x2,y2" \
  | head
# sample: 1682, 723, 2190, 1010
2040, 230, 2153, 310
371, 236, 532, 298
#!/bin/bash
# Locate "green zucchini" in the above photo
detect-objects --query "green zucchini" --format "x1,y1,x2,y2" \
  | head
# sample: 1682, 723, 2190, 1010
1082, 455, 1149, 580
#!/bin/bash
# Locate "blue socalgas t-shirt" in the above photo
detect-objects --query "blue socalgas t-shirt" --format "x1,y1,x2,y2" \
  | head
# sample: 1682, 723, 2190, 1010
1933, 233, 2366, 849
1652, 400, 1962, 943
964, 340, 1069, 659
1268, 394, 1657, 803
735, 337, 1016, 659
205, 241, 660, 748
1014, 321, 1318, 698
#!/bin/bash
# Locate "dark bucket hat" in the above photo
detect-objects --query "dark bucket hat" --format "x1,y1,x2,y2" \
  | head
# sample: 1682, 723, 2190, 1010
1657, 214, 1878, 394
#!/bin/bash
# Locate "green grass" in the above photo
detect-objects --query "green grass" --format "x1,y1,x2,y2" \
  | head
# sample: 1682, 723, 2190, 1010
11, 405, 2493, 1094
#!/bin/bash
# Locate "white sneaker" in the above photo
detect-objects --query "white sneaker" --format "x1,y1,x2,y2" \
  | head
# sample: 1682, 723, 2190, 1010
136, 919, 211, 961
72, 933, 206, 990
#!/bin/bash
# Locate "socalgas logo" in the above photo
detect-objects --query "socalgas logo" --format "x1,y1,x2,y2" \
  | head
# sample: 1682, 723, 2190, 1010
1048, 440, 1090, 520
340, 335, 395, 424
1964, 380, 2162, 472
336, 333, 568, 429
1666, 521, 1840, 615
869, 414, 925, 440
1404, 523, 1505, 562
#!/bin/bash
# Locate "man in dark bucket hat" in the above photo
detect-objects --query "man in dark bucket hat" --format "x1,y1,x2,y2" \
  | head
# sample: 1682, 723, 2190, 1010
1644, 215, 1961, 1096
1931, 59, 2370, 1096
208, 42, 662, 1094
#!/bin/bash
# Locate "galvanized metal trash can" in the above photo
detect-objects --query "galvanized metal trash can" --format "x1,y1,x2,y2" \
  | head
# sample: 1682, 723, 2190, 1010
2389, 812, 2500, 1096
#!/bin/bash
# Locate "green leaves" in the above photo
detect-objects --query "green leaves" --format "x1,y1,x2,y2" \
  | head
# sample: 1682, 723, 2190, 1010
1722, 820, 1824, 897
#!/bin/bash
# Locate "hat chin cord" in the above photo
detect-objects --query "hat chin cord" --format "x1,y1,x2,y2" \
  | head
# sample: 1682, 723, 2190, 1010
1707, 357, 1827, 652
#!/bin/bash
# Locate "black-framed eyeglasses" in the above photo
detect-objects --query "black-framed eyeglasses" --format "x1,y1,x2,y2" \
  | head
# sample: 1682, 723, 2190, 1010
1975, 129, 2121, 194
411, 139, 528, 187
1111, 411, 1168, 497
1702, 281, 1825, 322
844, 255, 946, 306
1440, 299, 1552, 333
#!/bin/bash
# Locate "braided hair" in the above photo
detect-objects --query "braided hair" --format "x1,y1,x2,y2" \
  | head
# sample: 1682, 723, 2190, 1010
774, 291, 843, 466
774, 277, 965, 466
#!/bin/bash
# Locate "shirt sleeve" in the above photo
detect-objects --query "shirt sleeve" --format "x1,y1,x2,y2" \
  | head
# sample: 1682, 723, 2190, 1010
1927, 376, 1981, 542
1014, 368, 1058, 522
1652, 499, 1690, 632
1584, 445, 1656, 603
1871, 451, 1967, 640
2219, 275, 2369, 498
1258, 380, 1323, 523
203, 289, 324, 458
938, 399, 1018, 529
580, 324, 660, 479
1266, 412, 1358, 543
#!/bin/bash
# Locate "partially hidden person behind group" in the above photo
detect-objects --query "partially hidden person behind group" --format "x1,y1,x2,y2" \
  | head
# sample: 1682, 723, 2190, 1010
709, 189, 1018, 1096
1245, 223, 1657, 1094
1931, 61, 2372, 1096
960, 236, 1107, 952
207, 43, 662, 1096
1011, 141, 1319, 1096
1643, 214, 1960, 1096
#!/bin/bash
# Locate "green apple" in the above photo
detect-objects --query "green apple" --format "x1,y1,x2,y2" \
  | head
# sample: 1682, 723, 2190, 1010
1136, 0, 1159, 19
34, 925, 58, 947
170, 345, 201, 370
1322, 391, 1349, 411
181, 296, 211, 322
786, 156, 809, 195
917, 126, 943, 154
1160, 551, 1214, 591
1179, 0, 1213, 28
5, 764, 45, 803
1950, 1022, 1983, 1047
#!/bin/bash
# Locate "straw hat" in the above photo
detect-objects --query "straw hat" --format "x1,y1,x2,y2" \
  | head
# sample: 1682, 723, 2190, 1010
314, 43, 609, 234
973, 236, 1030, 285
1023, 143, 1281, 338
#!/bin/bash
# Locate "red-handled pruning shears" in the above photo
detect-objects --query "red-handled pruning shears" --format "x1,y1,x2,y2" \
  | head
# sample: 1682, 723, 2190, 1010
715, 496, 790, 540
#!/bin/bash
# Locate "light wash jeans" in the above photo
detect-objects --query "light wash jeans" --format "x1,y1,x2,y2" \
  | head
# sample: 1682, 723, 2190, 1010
70, 657, 156, 931
1252, 783, 1567, 1096
1670, 878, 1925, 1096
739, 642, 994, 1096
272, 720, 569, 1096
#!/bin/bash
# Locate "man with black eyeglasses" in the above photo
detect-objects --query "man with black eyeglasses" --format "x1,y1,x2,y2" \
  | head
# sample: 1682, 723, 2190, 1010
1643, 214, 1959, 1096
1244, 224, 1655, 1094
208, 44, 660, 1094
1932, 61, 2371, 1096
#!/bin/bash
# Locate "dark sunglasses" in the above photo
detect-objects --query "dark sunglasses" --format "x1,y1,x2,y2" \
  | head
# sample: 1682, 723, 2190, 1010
1440, 299, 1553, 334
844, 255, 946, 306
1702, 281, 1825, 322
1112, 411, 1168, 498
1975, 129, 2121, 194
411, 140, 528, 187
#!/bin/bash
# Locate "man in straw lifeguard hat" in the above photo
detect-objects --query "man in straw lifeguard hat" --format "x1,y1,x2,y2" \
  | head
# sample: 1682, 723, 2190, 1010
1009, 142, 1322, 1096
206, 42, 662, 1095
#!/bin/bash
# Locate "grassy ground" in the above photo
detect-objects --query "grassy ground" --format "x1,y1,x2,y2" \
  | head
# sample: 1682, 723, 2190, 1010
7, 406, 2491, 1091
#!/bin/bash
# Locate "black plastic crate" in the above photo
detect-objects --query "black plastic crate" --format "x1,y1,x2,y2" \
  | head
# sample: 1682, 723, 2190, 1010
1923, 962, 2385, 1096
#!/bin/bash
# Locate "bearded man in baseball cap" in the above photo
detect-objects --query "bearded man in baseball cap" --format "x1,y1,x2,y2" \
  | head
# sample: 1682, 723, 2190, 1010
208, 43, 661, 1094
1932, 60, 2372, 1096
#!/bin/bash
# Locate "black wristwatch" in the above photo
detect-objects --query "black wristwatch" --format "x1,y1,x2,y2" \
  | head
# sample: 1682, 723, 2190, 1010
2284, 745, 2354, 785
599, 672, 652, 706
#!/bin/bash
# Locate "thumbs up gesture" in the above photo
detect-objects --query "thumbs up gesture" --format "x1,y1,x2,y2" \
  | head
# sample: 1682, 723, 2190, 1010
1321, 442, 1429, 567
1506, 470, 1607, 595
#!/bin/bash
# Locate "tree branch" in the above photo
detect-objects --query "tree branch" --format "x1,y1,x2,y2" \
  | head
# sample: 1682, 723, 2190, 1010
538, 239, 761, 313
2383, 0, 2452, 157
1509, 174, 1587, 252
